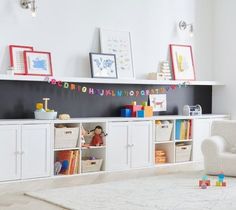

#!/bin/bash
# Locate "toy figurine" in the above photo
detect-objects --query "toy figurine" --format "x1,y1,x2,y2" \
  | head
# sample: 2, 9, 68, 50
89, 125, 107, 146
81, 125, 90, 147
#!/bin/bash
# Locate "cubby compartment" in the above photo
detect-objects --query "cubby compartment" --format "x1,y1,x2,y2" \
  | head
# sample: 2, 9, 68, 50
54, 149, 80, 175
175, 119, 192, 141
175, 142, 192, 163
80, 122, 107, 148
154, 142, 175, 164
54, 123, 80, 149
155, 120, 174, 142
81, 148, 105, 173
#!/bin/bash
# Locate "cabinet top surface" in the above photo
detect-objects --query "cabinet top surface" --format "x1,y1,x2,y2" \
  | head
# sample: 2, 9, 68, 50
0, 114, 229, 125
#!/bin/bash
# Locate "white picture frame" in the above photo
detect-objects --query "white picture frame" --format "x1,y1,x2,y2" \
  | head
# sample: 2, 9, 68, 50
89, 53, 117, 79
149, 94, 167, 112
100, 29, 135, 79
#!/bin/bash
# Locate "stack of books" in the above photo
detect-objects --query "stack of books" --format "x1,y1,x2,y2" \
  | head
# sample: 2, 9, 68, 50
175, 119, 192, 140
55, 150, 80, 175
155, 150, 167, 164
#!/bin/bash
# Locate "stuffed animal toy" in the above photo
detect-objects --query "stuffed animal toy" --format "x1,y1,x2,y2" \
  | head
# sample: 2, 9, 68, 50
81, 125, 90, 146
89, 125, 107, 146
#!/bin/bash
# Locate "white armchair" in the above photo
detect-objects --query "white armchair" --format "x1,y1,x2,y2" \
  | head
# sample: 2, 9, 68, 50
201, 120, 236, 176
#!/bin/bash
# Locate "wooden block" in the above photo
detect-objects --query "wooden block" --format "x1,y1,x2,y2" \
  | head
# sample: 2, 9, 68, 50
199, 180, 211, 187
222, 182, 226, 187
126, 105, 143, 117
216, 181, 222, 186
143, 106, 153, 117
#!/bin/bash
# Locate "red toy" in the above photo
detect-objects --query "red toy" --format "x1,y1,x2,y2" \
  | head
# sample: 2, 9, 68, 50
89, 126, 107, 146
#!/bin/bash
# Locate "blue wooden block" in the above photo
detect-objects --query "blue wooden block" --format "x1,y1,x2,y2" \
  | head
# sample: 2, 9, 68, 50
137, 110, 145, 118
121, 108, 132, 117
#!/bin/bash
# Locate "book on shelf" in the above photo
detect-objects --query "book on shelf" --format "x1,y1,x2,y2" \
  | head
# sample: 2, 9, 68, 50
56, 150, 80, 175
175, 119, 192, 140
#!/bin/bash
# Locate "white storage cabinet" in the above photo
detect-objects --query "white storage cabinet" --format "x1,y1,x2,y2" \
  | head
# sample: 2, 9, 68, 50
0, 124, 51, 181
106, 121, 152, 171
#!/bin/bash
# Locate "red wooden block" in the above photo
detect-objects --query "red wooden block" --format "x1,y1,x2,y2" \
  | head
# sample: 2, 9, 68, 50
126, 105, 142, 117
222, 182, 226, 187
199, 180, 211, 187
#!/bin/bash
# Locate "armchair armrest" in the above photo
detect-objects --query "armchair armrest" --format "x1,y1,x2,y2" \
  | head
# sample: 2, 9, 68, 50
201, 135, 227, 155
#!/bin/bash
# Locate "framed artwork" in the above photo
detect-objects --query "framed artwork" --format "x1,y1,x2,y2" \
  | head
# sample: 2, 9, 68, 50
149, 94, 167, 112
170, 44, 195, 80
23, 51, 53, 76
89, 53, 117, 79
100, 29, 135, 79
9, 45, 34, 75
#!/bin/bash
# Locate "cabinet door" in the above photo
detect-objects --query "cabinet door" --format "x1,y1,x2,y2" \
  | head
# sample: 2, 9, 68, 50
192, 119, 211, 161
21, 124, 51, 179
130, 121, 152, 168
0, 125, 21, 181
106, 122, 130, 171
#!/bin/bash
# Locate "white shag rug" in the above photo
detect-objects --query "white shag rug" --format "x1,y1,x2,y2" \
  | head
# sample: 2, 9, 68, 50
26, 172, 236, 210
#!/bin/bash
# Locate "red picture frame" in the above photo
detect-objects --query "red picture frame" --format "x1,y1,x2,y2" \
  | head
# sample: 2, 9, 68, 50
9, 45, 34, 75
169, 44, 195, 81
23, 51, 53, 76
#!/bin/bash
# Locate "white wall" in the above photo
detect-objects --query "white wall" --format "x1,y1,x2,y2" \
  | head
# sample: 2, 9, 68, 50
0, 0, 213, 80
212, 0, 236, 118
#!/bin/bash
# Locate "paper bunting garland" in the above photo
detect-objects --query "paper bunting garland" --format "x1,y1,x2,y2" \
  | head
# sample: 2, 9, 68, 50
48, 78, 187, 97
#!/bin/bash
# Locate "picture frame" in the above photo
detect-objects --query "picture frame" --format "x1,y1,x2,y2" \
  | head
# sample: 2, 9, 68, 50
169, 44, 195, 80
89, 53, 118, 79
23, 51, 53, 76
100, 29, 135, 79
9, 45, 34, 75
149, 94, 167, 112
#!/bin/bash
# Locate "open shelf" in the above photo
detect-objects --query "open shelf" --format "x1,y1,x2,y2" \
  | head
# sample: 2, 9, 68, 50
0, 74, 224, 86
81, 146, 106, 150
54, 147, 80, 151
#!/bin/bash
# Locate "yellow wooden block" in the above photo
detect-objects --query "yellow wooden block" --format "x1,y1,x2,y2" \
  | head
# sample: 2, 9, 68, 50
143, 106, 153, 117
216, 181, 222, 186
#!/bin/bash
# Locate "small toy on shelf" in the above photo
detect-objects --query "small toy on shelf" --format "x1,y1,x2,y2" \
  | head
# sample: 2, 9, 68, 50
59, 114, 70, 120
121, 101, 153, 118
34, 98, 57, 120
89, 125, 107, 146
81, 125, 91, 147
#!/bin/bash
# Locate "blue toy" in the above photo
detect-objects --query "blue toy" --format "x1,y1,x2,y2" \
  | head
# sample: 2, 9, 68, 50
121, 108, 132, 117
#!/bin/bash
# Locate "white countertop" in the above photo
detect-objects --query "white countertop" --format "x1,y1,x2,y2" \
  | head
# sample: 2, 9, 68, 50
0, 114, 229, 125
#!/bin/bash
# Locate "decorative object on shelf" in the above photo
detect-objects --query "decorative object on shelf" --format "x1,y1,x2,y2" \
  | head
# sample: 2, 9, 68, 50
100, 29, 134, 79
149, 94, 167, 112
80, 125, 90, 146
155, 150, 167, 164
9, 45, 34, 75
178, 20, 194, 37
89, 125, 107, 146
54, 161, 62, 175
170, 44, 195, 81
59, 114, 71, 120
183, 104, 202, 116
24, 51, 53, 76
49, 78, 184, 98
89, 53, 117, 79
20, 0, 37, 17
34, 98, 57, 120
160, 61, 172, 80
121, 101, 153, 117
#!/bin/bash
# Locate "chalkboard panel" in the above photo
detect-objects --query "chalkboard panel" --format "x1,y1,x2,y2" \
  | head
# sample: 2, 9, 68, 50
0, 81, 212, 119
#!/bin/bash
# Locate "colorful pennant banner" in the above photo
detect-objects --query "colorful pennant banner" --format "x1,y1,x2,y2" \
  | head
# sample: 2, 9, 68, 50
48, 78, 187, 97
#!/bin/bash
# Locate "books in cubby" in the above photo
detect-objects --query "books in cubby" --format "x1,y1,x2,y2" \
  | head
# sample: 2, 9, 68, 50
55, 150, 80, 175
175, 119, 192, 140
